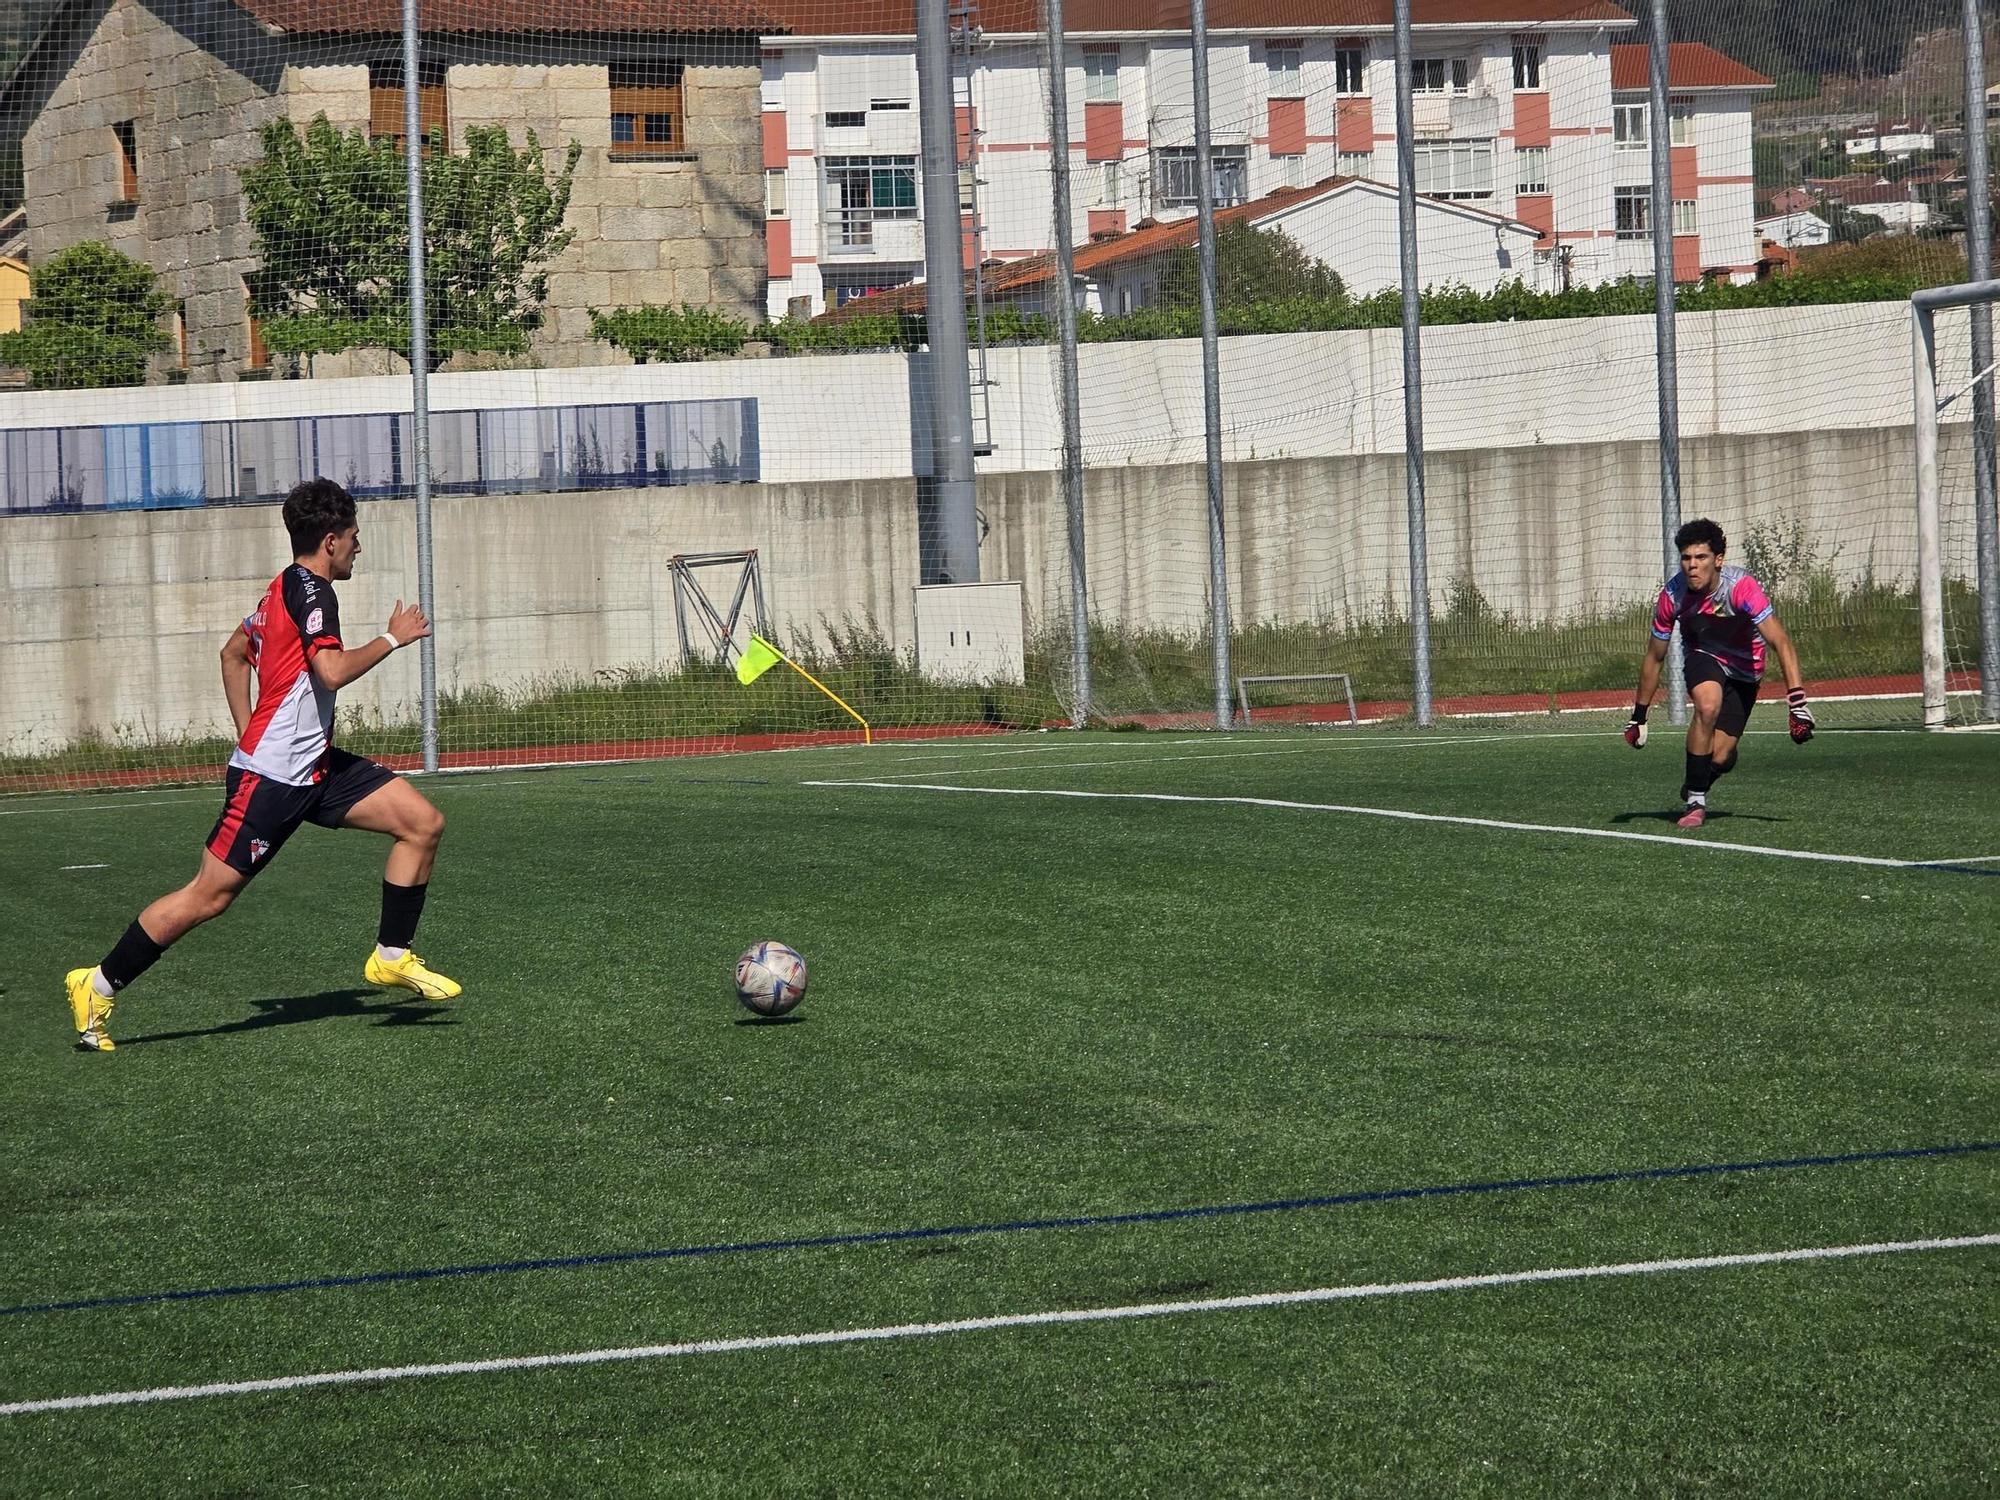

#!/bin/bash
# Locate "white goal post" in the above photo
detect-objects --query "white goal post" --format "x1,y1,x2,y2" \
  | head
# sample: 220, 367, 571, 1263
1910, 278, 2000, 728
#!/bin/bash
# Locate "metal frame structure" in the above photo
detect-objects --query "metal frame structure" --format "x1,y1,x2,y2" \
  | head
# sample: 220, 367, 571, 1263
669, 550, 772, 668
1235, 674, 1360, 729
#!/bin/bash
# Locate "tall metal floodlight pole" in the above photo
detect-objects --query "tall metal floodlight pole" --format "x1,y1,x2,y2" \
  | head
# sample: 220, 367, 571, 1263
1044, 0, 1092, 724
1188, 0, 1233, 729
401, 0, 439, 772
1963, 0, 1999, 720
1647, 0, 1686, 727
1392, 0, 1432, 726
916, 0, 981, 583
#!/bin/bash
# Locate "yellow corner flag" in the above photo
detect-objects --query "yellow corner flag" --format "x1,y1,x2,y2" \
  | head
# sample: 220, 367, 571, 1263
735, 634, 783, 685
732, 632, 872, 743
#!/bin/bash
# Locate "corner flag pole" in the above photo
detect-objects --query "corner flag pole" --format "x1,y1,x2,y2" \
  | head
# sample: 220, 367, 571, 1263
735, 635, 873, 744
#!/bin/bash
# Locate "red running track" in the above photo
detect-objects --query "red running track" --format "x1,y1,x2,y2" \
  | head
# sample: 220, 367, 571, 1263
3, 670, 1978, 796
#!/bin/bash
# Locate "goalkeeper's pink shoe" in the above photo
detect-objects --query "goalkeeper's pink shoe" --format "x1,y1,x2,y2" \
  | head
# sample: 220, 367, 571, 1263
1675, 804, 1707, 830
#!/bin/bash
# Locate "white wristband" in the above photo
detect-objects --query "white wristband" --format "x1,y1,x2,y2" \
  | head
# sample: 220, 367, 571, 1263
376, 631, 400, 651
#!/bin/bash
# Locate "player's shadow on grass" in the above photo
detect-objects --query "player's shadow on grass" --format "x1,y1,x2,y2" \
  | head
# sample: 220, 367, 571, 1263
1609, 808, 1788, 826
118, 988, 456, 1047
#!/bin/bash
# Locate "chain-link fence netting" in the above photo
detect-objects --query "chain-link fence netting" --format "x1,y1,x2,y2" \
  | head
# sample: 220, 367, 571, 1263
2, 0, 1994, 789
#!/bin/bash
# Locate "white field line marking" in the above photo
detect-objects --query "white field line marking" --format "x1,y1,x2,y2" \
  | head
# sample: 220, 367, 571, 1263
855, 732, 1688, 783
0, 775, 543, 819
1910, 853, 2000, 866
59, 863, 109, 871
854, 744, 1498, 782
3, 1234, 1990, 1417
0, 795, 211, 817
803, 780, 1957, 870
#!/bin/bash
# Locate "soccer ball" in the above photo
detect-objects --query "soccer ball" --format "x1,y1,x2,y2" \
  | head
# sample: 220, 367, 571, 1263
734, 940, 808, 1017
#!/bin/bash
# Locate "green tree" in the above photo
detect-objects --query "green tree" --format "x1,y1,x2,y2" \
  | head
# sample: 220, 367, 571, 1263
1156, 223, 1346, 308
0, 240, 171, 388
241, 115, 581, 372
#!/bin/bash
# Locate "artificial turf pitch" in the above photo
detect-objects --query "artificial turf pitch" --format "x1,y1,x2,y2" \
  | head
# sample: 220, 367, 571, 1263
3, 725, 1995, 1495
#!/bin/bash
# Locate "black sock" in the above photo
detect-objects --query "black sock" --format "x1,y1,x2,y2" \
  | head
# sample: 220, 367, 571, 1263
1684, 752, 1716, 800
99, 919, 167, 993
378, 881, 429, 950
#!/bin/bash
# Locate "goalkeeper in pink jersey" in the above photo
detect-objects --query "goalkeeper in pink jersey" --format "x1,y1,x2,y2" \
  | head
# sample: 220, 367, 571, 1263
1624, 518, 1814, 830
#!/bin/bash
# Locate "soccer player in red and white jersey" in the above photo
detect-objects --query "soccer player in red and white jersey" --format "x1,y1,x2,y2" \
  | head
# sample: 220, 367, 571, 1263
1624, 518, 1814, 830
63, 479, 460, 1051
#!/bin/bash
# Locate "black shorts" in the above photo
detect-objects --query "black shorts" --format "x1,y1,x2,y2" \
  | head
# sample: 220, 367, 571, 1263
1685, 653, 1761, 738
205, 748, 396, 877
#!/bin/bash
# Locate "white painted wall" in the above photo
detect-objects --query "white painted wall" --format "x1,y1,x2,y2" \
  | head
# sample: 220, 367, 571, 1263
1756, 211, 1831, 248
0, 301, 1952, 485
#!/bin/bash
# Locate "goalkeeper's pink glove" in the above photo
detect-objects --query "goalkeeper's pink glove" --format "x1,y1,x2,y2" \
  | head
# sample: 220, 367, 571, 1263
1787, 687, 1815, 744
1623, 703, 1649, 748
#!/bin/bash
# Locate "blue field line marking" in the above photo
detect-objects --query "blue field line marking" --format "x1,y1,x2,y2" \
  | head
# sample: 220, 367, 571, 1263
5, 1140, 1995, 1320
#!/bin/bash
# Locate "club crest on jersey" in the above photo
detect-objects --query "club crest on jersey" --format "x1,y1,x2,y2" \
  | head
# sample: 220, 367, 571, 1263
305, 607, 323, 635
249, 839, 270, 863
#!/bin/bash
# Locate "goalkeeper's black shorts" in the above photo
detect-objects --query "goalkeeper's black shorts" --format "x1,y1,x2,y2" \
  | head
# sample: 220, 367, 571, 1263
1685, 653, 1760, 738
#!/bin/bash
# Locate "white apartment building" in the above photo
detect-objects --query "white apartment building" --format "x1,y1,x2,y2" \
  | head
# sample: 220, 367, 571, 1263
757, 2, 1772, 318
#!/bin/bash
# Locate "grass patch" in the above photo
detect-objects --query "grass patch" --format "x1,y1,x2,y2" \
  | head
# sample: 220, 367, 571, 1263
2, 732, 1995, 1492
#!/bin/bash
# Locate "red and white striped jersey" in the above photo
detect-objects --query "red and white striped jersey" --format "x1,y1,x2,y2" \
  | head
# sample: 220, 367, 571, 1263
229, 565, 344, 786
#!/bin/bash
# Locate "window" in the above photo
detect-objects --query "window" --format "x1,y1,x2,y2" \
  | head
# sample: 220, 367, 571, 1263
1275, 153, 1305, 188
111, 120, 138, 202
1411, 139, 1493, 199
1266, 42, 1302, 97
1411, 58, 1470, 95
610, 60, 684, 155
825, 110, 866, 128
1514, 145, 1548, 195
957, 164, 976, 212
766, 169, 787, 218
1337, 150, 1373, 178
1083, 47, 1120, 104
823, 155, 917, 249
245, 298, 269, 371
1614, 185, 1650, 238
1669, 101, 1694, 146
1613, 102, 1647, 150
1511, 40, 1541, 91
1335, 45, 1367, 95
870, 98, 910, 112
1090, 159, 1122, 206
1673, 198, 1697, 235
369, 60, 447, 150
1152, 146, 1247, 208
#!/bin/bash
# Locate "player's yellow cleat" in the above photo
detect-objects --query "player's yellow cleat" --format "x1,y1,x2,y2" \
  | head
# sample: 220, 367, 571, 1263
364, 950, 461, 1001
64, 967, 115, 1052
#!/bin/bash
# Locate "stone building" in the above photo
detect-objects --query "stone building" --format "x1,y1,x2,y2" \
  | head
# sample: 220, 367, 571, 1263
0, 0, 774, 381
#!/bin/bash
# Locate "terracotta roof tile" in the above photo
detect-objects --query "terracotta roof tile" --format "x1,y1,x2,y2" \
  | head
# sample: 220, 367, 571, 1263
771, 0, 1634, 39
242, 0, 784, 35
1608, 42, 1770, 92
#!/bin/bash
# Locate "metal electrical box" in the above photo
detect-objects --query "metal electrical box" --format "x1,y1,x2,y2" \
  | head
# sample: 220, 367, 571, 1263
914, 582, 1025, 684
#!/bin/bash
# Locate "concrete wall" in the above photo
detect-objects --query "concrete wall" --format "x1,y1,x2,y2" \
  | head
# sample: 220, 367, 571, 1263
6, 421, 1975, 756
